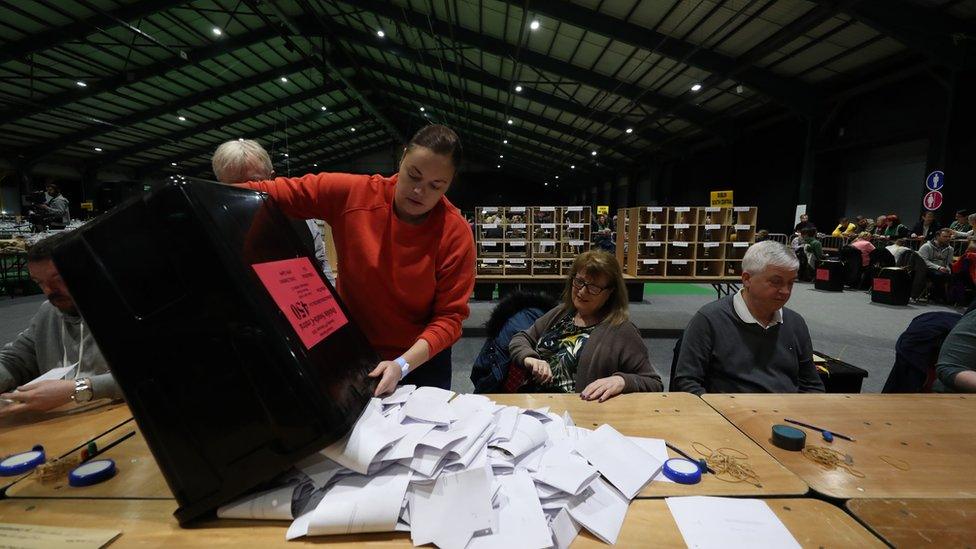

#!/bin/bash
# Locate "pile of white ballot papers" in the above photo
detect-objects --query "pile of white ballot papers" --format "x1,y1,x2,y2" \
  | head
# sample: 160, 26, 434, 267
217, 386, 671, 547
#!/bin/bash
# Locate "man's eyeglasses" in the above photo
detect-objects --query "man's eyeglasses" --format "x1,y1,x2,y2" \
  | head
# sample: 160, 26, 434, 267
572, 276, 611, 295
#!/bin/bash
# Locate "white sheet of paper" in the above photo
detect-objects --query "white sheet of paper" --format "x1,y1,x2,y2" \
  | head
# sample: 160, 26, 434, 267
408, 444, 454, 478
217, 484, 294, 520
492, 414, 546, 459
567, 478, 629, 545
410, 466, 494, 549
411, 385, 454, 403
287, 465, 411, 539
380, 384, 416, 405
490, 407, 519, 443
575, 424, 661, 499
382, 423, 436, 461
629, 437, 673, 483
533, 448, 599, 496
401, 395, 457, 426
550, 508, 581, 549
467, 470, 552, 549
450, 393, 494, 418
294, 453, 344, 488
321, 405, 405, 474
666, 496, 801, 549
24, 366, 73, 385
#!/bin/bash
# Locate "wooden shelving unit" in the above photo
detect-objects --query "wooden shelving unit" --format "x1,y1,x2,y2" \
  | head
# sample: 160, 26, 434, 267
474, 206, 592, 278
616, 205, 758, 279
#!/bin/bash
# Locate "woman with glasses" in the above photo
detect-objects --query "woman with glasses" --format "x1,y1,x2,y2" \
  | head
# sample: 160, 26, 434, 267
509, 250, 662, 401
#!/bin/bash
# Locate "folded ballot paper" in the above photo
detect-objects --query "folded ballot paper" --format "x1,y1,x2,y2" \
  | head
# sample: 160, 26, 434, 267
218, 387, 670, 547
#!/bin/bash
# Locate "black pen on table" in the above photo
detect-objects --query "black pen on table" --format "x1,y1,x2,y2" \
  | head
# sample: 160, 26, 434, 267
784, 418, 856, 441
665, 442, 715, 474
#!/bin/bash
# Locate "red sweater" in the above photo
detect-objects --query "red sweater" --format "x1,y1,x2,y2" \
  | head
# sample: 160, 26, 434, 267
243, 173, 475, 359
952, 251, 976, 284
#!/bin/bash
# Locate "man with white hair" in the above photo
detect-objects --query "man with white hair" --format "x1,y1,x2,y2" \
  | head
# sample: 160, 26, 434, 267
212, 140, 335, 284
672, 240, 824, 394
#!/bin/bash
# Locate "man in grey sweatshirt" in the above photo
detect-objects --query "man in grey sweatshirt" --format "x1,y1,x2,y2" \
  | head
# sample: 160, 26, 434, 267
673, 241, 825, 395
918, 228, 954, 302
0, 232, 121, 417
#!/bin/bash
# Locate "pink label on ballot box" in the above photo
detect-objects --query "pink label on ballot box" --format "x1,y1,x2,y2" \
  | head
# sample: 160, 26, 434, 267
873, 278, 891, 292
815, 268, 829, 281
252, 257, 348, 349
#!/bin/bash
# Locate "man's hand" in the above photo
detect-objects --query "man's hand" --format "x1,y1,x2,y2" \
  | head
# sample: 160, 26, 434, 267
368, 361, 403, 397
0, 380, 75, 416
524, 357, 552, 385
580, 376, 626, 402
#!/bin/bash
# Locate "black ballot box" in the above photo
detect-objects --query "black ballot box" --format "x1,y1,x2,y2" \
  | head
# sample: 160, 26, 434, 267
814, 260, 845, 291
52, 177, 376, 525
872, 267, 911, 306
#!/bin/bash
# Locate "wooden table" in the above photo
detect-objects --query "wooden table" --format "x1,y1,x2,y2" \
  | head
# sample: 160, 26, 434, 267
846, 498, 976, 547
492, 393, 808, 497
0, 497, 882, 548
703, 393, 976, 499
0, 401, 131, 490
5, 427, 171, 499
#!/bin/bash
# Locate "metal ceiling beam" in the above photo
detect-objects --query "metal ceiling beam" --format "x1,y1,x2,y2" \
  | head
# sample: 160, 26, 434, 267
21, 59, 320, 162
263, 139, 398, 179
498, 0, 818, 115
321, 22, 673, 147
171, 114, 376, 174
380, 88, 605, 165
353, 57, 638, 159
244, 0, 405, 142
97, 90, 357, 167
808, 0, 976, 70
0, 0, 186, 66
0, 27, 281, 126
330, 0, 722, 135
131, 103, 365, 173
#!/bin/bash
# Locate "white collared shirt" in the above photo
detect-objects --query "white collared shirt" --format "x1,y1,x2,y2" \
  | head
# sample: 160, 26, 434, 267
733, 289, 783, 330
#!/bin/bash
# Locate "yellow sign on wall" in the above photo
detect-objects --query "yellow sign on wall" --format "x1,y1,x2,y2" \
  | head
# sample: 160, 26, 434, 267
710, 190, 733, 207
597, 205, 609, 215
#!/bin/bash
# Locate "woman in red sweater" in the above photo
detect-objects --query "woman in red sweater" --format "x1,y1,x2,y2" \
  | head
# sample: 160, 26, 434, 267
243, 125, 475, 396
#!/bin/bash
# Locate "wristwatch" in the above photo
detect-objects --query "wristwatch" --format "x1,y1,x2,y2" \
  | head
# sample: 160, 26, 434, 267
71, 378, 94, 403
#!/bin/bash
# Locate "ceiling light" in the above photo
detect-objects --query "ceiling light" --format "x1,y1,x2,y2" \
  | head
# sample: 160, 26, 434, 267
171, 162, 177, 166
376, 29, 385, 38
212, 27, 222, 36
515, 85, 523, 92
507, 119, 513, 125
691, 83, 702, 92
503, 139, 508, 144
736, 84, 744, 94
591, 151, 597, 156
555, 175, 559, 179
499, 155, 504, 159
544, 181, 548, 186
350, 127, 356, 132
530, 20, 540, 30
313, 163, 318, 167
496, 164, 501, 168
280, 77, 288, 83
625, 128, 633, 134
76, 81, 87, 87
238, 137, 244, 141
283, 153, 289, 157
93, 147, 102, 152
177, 115, 186, 121
320, 106, 327, 111
420, 107, 425, 112
570, 165, 575, 169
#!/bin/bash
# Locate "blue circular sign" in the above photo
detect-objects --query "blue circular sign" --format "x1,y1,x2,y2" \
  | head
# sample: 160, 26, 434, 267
926, 170, 944, 191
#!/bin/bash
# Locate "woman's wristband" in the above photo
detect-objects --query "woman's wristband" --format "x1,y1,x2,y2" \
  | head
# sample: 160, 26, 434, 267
394, 356, 410, 377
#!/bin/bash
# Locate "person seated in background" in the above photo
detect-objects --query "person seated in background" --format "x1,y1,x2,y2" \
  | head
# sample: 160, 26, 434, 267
36, 183, 71, 224
952, 213, 976, 239
509, 250, 662, 401
831, 217, 857, 237
872, 215, 888, 237
855, 215, 875, 234
850, 232, 875, 267
884, 214, 910, 240
950, 238, 976, 306
672, 241, 824, 395
800, 228, 823, 266
0, 233, 121, 417
911, 210, 942, 240
793, 213, 814, 235
949, 209, 971, 233
756, 229, 770, 242
935, 307, 976, 392
211, 139, 334, 284
886, 238, 912, 264
918, 229, 954, 302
